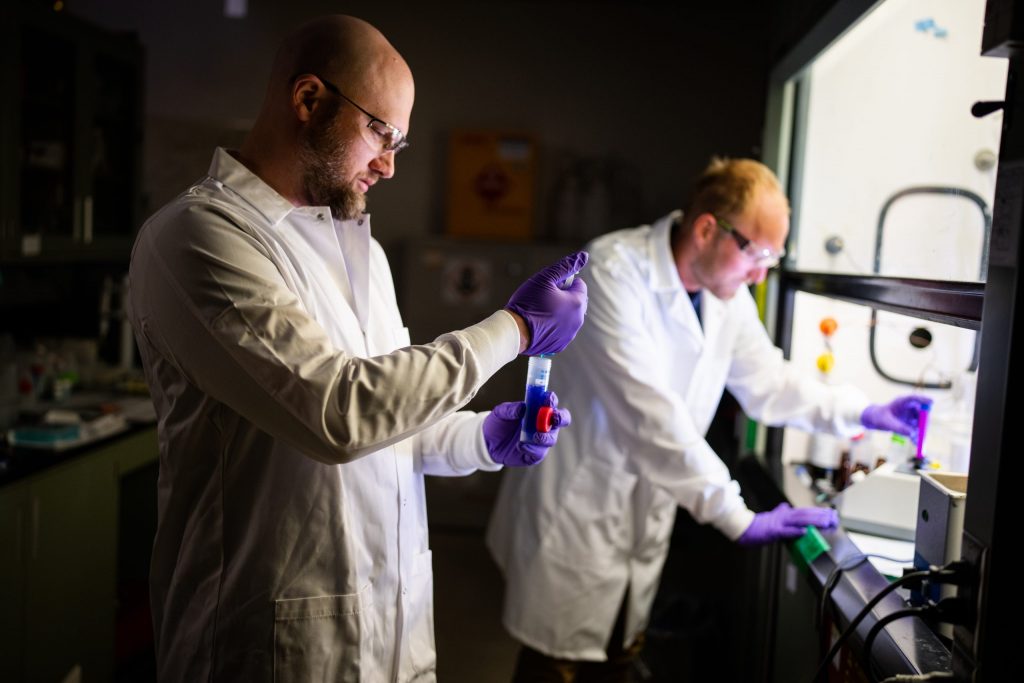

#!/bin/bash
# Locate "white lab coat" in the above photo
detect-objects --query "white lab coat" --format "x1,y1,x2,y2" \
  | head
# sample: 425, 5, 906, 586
129, 148, 518, 682
486, 212, 868, 660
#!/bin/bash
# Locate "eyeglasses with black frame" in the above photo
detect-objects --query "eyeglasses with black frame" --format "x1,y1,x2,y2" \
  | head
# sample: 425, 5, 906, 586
713, 214, 786, 268
299, 73, 410, 155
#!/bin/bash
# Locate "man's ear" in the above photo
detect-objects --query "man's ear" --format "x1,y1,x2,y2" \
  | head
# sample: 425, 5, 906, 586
692, 212, 718, 246
291, 75, 321, 123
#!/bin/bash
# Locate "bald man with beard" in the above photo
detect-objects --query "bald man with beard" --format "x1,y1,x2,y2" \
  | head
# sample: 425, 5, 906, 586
128, 15, 587, 682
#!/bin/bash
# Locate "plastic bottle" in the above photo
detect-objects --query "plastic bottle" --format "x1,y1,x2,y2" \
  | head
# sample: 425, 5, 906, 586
849, 433, 872, 473
807, 432, 841, 472
833, 444, 852, 491
884, 433, 915, 471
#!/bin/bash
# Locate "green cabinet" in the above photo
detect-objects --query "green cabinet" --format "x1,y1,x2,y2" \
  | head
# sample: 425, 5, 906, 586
0, 480, 28, 682
0, 427, 158, 681
25, 451, 118, 682
1, 4, 144, 261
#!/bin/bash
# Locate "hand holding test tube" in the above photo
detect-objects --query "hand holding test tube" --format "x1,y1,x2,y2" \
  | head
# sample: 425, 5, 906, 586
860, 395, 934, 450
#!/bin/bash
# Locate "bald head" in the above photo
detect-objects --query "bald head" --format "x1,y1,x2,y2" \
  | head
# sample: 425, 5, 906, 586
269, 15, 413, 106
240, 15, 415, 215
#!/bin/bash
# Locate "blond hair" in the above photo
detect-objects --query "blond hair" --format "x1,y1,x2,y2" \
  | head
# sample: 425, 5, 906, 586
682, 157, 788, 225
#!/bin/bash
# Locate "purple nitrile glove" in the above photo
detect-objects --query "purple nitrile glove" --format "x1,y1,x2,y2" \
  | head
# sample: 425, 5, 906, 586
861, 394, 934, 443
484, 391, 571, 467
737, 503, 839, 546
505, 251, 589, 356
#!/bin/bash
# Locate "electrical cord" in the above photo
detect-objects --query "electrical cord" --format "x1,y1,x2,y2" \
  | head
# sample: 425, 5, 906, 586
817, 553, 914, 663
863, 598, 968, 683
811, 569, 928, 682
862, 606, 929, 681
810, 562, 968, 683
818, 552, 913, 632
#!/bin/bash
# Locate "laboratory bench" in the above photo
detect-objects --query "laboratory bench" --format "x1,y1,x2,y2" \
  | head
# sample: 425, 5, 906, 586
0, 397, 159, 683
739, 455, 952, 682
0, 404, 155, 487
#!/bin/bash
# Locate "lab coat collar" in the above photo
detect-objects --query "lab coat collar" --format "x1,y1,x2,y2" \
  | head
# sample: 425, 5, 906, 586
208, 147, 302, 228
699, 287, 726, 343
648, 210, 705, 343
647, 210, 685, 294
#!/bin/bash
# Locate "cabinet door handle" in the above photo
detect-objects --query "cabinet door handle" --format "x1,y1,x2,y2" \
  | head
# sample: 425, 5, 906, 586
84, 195, 94, 244
30, 495, 40, 561
16, 506, 24, 564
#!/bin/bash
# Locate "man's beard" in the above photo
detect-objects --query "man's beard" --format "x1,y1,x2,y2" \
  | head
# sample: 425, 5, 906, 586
298, 111, 366, 220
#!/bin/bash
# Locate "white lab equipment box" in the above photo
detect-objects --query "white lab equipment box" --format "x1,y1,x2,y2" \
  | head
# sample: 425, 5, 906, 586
836, 462, 920, 540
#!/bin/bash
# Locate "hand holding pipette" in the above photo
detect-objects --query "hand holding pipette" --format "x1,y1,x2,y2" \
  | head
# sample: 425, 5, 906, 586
505, 252, 588, 357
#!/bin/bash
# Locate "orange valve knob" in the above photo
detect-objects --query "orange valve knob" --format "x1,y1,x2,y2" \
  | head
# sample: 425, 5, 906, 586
819, 317, 838, 337
536, 406, 556, 433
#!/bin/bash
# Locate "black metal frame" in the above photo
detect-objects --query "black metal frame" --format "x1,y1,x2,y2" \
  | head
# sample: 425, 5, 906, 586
760, 1, 1019, 681
865, 187, 991, 388
779, 272, 984, 330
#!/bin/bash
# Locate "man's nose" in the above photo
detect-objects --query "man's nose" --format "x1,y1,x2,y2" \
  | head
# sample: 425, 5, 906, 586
748, 265, 769, 285
370, 150, 395, 179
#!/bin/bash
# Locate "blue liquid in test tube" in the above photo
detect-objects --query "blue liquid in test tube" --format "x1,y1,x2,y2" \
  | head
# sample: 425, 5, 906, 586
520, 355, 553, 443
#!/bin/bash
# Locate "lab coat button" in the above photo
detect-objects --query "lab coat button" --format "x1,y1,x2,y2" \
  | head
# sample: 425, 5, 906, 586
316, 212, 324, 221
358, 219, 364, 226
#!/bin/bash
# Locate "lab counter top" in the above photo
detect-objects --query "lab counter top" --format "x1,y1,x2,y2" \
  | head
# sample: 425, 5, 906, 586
740, 455, 951, 680
0, 393, 157, 488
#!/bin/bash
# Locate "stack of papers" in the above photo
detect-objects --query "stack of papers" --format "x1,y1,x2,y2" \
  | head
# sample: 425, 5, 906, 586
845, 531, 915, 579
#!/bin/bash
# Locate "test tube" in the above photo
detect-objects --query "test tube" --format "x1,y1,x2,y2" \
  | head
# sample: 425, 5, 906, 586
520, 355, 553, 443
915, 402, 931, 464
519, 272, 575, 443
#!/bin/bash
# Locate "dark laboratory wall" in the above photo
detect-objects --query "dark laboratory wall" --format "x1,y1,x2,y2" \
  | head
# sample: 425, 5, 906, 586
0, 262, 123, 344
767, 0, 848, 64
64, 0, 777, 251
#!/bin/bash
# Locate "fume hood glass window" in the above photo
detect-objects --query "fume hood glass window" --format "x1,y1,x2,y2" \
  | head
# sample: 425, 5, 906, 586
782, 291, 977, 477
789, 0, 1005, 281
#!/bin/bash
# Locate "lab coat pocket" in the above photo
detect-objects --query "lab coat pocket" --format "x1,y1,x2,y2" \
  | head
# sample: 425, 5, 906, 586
406, 550, 437, 676
273, 584, 371, 683
633, 491, 677, 563
542, 460, 637, 565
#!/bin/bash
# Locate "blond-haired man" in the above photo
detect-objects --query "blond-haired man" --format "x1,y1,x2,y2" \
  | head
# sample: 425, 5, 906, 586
487, 157, 928, 680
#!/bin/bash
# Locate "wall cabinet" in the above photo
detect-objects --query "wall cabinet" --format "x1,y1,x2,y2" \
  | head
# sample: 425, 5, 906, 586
0, 428, 157, 682
1, 5, 144, 261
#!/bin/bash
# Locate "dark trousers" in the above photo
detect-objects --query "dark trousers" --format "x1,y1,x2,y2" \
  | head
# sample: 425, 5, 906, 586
510, 591, 644, 683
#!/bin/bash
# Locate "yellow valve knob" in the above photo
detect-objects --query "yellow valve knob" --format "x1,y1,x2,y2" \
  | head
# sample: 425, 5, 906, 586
816, 352, 835, 374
